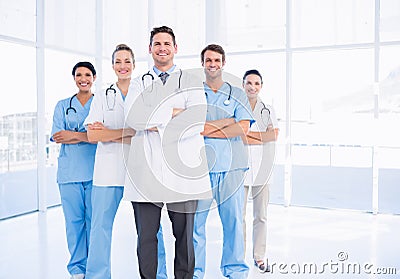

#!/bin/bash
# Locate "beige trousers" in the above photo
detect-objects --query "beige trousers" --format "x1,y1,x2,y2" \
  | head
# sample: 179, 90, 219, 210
243, 184, 270, 261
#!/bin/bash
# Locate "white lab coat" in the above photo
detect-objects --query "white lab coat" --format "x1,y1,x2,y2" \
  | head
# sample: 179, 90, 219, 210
124, 68, 212, 202
244, 98, 278, 186
84, 83, 129, 186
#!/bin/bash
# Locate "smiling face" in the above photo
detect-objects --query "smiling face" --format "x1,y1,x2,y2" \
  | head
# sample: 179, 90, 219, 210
112, 49, 134, 81
149, 32, 177, 69
202, 50, 225, 82
243, 74, 263, 101
74, 66, 95, 93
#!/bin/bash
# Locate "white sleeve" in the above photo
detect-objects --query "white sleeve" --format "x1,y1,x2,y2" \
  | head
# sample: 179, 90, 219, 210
267, 104, 279, 128
84, 92, 104, 126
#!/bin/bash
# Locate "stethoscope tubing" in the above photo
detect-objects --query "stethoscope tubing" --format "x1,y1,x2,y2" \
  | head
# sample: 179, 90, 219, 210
66, 94, 78, 115
260, 101, 271, 127
141, 69, 183, 90
204, 82, 233, 106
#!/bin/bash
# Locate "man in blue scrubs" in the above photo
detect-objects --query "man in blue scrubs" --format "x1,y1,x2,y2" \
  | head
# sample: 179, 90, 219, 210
193, 44, 254, 279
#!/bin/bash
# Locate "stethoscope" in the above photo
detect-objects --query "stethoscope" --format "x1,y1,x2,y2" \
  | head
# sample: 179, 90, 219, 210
65, 94, 79, 131
66, 94, 78, 115
65, 93, 93, 131
105, 84, 116, 110
141, 69, 183, 92
260, 101, 272, 128
204, 82, 233, 106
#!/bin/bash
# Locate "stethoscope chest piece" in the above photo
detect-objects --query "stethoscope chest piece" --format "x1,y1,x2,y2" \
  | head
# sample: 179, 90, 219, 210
223, 82, 232, 106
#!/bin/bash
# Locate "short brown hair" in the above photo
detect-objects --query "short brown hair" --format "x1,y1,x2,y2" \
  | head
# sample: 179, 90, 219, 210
200, 44, 225, 64
150, 26, 176, 46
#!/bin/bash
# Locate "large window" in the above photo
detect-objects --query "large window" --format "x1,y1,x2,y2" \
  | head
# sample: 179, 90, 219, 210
150, 0, 205, 56
45, 0, 96, 53
103, 0, 146, 59
0, 0, 36, 41
291, 0, 374, 47
377, 45, 400, 214
0, 42, 37, 219
224, 0, 286, 51
380, 0, 400, 42
1, 0, 400, 219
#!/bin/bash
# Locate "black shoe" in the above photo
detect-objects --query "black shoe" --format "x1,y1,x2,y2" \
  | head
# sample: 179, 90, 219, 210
254, 259, 270, 273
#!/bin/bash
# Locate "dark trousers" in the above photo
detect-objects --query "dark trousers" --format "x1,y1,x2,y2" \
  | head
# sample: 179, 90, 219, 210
132, 200, 198, 279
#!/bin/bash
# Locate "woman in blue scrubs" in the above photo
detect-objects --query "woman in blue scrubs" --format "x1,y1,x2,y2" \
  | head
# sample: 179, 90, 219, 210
51, 61, 97, 279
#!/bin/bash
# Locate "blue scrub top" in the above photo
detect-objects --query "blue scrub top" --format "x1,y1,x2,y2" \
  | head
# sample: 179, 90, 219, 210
51, 95, 97, 184
204, 82, 255, 173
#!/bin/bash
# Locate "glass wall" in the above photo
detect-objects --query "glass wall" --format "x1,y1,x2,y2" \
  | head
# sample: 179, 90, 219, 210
43, 0, 98, 212
224, 0, 286, 51
380, 0, 400, 41
290, 48, 375, 210
291, 0, 374, 47
0, 0, 37, 219
378, 45, 400, 214
0, 42, 37, 219
1, 0, 399, 219
0, 0, 36, 41
44, 0, 96, 53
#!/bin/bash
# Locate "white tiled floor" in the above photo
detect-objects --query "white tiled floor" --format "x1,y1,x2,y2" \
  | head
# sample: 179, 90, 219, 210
1, 202, 399, 279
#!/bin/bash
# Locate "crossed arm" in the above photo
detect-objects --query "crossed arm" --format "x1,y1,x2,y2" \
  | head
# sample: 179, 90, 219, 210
242, 128, 279, 144
51, 130, 90, 144
145, 108, 185, 132
87, 122, 136, 144
200, 117, 279, 142
201, 117, 250, 138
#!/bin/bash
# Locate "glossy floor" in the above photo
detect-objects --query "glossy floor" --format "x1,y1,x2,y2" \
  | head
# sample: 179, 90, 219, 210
1, 202, 399, 279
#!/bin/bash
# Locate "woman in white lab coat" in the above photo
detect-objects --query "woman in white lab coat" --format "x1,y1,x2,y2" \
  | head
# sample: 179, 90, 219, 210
84, 44, 168, 279
241, 69, 279, 273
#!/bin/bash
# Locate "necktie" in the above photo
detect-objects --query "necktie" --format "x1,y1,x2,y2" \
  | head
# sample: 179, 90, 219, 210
159, 72, 169, 85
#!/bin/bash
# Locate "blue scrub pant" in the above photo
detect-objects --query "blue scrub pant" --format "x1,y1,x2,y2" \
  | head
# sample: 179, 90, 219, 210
156, 226, 168, 279
193, 170, 249, 279
85, 186, 167, 279
58, 181, 93, 276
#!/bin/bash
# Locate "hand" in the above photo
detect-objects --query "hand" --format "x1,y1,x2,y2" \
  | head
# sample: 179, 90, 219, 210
52, 130, 76, 143
274, 128, 279, 139
119, 137, 133, 144
266, 126, 279, 140
88, 121, 105, 130
172, 108, 185, 117
123, 127, 136, 137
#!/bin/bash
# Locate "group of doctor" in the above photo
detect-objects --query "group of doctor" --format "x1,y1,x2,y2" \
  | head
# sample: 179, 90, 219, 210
51, 25, 278, 279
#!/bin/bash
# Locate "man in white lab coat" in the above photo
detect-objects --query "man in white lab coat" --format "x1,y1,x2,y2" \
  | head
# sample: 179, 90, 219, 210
124, 26, 211, 279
